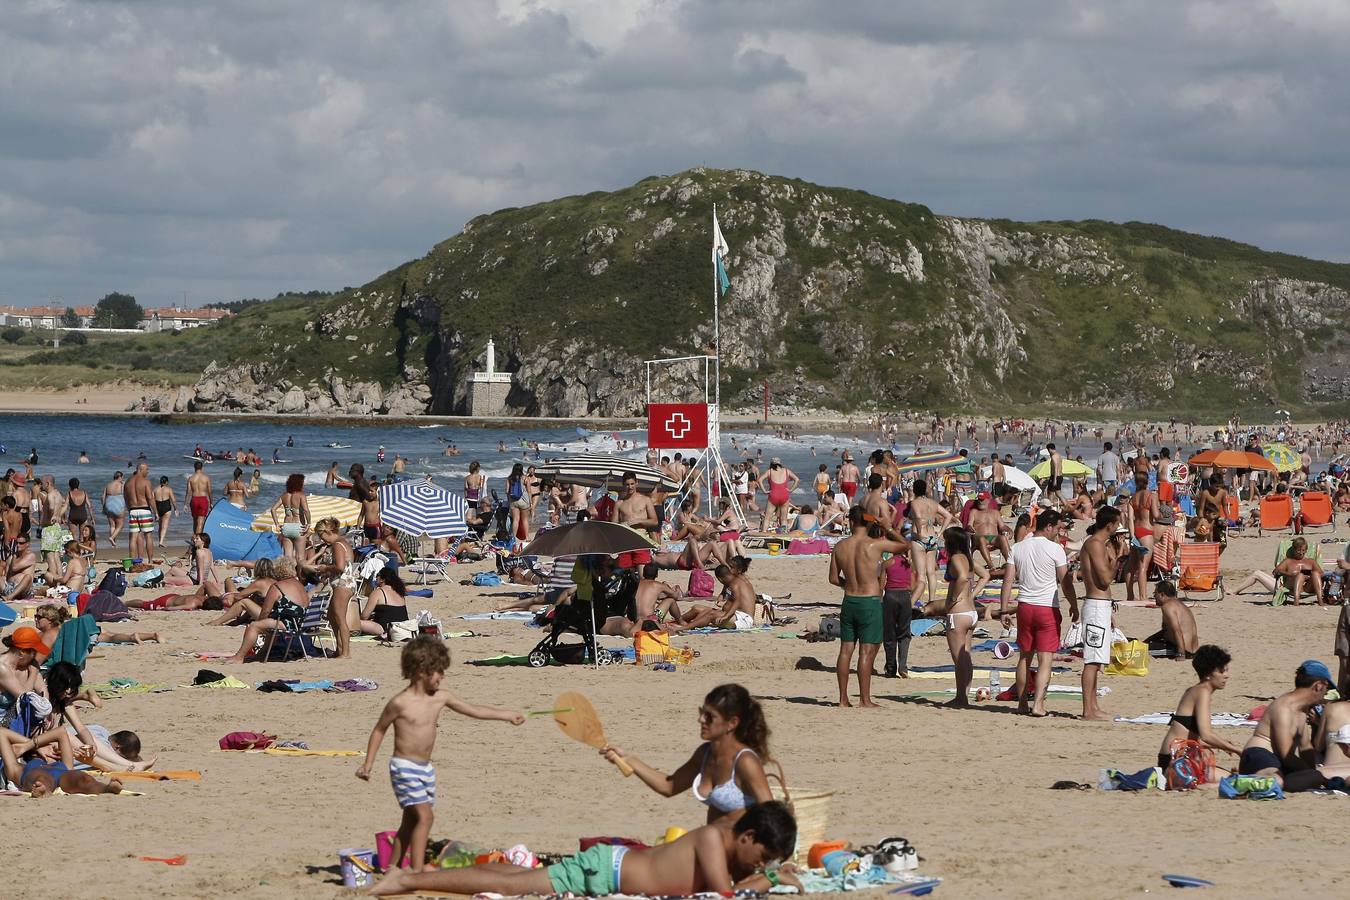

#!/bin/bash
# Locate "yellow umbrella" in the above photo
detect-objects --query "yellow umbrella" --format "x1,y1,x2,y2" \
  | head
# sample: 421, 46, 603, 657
1027, 458, 1092, 479
1262, 442, 1301, 473
252, 494, 362, 532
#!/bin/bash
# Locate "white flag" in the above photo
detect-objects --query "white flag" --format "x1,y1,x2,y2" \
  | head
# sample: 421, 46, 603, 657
712, 207, 729, 262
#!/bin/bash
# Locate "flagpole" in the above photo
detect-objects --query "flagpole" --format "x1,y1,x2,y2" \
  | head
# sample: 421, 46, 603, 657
710, 204, 720, 519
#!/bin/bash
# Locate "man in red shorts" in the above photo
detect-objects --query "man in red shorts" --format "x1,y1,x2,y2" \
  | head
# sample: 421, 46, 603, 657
612, 472, 657, 570
838, 453, 860, 502
185, 460, 213, 535
998, 508, 1068, 717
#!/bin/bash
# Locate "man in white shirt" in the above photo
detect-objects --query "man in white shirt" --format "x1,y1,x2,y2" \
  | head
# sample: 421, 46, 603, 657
999, 509, 1069, 717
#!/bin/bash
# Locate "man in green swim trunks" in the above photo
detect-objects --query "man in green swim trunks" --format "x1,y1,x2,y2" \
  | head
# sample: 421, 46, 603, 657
829, 505, 910, 707
370, 800, 800, 897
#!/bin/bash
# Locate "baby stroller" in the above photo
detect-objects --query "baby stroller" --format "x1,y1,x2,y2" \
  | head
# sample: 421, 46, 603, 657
526, 568, 637, 668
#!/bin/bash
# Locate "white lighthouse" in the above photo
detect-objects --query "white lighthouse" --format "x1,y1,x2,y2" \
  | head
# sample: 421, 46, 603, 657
469, 337, 512, 416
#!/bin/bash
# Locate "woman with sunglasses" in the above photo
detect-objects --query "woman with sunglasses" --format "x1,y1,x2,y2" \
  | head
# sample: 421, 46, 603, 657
599, 683, 774, 823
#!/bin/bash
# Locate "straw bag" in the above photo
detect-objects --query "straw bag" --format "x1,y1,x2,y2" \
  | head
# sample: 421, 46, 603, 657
766, 759, 833, 864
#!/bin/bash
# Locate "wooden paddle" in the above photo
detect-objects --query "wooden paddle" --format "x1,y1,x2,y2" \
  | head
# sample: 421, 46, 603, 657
553, 691, 633, 776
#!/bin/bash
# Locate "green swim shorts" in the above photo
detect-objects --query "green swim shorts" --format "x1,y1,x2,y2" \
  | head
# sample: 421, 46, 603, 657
547, 843, 625, 896
840, 595, 883, 644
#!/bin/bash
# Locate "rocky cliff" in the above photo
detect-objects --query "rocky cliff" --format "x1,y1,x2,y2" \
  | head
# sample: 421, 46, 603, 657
172, 168, 1350, 417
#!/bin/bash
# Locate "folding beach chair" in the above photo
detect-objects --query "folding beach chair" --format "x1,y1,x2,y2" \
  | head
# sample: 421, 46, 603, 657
1150, 527, 1179, 580
406, 550, 453, 585
1258, 494, 1294, 536
1270, 539, 1323, 607
1176, 542, 1224, 601
262, 592, 334, 660
1296, 491, 1335, 534
1223, 495, 1244, 536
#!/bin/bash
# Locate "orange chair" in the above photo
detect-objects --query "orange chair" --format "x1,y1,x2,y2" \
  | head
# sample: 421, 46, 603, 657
1297, 491, 1335, 533
1259, 494, 1294, 536
1223, 495, 1244, 534
1176, 542, 1224, 600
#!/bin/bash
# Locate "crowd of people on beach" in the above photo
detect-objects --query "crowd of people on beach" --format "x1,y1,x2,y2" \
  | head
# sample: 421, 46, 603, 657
5, 412, 1350, 887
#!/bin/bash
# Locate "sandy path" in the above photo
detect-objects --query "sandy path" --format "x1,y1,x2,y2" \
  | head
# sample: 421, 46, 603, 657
11, 523, 1348, 899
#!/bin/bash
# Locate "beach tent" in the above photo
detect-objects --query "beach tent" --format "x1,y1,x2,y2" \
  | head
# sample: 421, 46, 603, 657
204, 499, 282, 562
251, 494, 362, 532
979, 464, 1038, 493
1026, 459, 1092, 479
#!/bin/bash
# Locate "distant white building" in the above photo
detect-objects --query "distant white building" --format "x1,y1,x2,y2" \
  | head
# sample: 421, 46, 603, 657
140, 307, 233, 332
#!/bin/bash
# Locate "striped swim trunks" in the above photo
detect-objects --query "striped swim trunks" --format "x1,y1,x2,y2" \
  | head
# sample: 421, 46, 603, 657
128, 508, 156, 533
389, 756, 436, 808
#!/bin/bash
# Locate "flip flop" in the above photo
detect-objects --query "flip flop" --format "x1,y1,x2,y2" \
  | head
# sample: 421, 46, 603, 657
1162, 874, 1213, 888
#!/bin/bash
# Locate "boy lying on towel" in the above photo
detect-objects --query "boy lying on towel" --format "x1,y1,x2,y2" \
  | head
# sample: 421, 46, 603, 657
370, 800, 800, 897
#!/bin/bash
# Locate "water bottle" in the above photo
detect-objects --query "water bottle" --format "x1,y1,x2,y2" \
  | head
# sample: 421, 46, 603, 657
989, 667, 1001, 693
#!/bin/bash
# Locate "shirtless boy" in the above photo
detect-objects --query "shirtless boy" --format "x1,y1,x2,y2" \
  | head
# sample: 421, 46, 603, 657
371, 800, 799, 897
829, 506, 910, 707
967, 492, 1010, 572
357, 638, 523, 874
681, 563, 756, 630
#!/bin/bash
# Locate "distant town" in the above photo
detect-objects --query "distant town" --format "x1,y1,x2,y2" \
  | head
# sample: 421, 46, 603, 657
0, 304, 232, 333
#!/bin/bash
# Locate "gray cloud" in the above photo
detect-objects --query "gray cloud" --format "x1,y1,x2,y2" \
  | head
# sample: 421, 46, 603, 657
2, 0, 1348, 308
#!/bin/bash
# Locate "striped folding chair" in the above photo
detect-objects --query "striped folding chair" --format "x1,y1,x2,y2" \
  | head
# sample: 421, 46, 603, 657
1176, 542, 1224, 601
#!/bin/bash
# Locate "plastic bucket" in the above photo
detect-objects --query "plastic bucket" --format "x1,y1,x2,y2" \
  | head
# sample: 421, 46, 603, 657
993, 640, 1013, 660
375, 830, 410, 870
339, 848, 376, 888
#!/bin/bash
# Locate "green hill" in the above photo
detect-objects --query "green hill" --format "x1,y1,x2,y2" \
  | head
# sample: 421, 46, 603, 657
23, 168, 1350, 418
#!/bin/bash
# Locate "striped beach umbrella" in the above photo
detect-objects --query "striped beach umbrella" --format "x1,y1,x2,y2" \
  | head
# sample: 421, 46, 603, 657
895, 450, 966, 474
534, 454, 680, 492
252, 494, 361, 532
378, 480, 469, 538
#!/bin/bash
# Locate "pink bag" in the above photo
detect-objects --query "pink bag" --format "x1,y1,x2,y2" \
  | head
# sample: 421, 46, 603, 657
687, 568, 715, 597
219, 731, 277, 751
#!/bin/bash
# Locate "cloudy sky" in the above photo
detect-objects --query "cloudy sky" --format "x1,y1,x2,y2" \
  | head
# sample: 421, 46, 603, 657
3, 0, 1348, 307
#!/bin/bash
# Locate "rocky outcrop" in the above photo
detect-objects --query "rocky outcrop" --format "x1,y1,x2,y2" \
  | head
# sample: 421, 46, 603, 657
175, 168, 1350, 417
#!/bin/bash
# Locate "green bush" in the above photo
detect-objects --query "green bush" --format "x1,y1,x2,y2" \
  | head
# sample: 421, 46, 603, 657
62, 331, 88, 346
1, 328, 23, 344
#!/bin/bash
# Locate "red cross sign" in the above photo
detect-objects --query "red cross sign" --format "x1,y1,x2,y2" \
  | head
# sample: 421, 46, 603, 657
647, 403, 708, 449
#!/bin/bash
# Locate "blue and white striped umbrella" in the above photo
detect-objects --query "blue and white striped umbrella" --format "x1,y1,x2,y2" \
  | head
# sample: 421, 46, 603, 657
378, 480, 469, 538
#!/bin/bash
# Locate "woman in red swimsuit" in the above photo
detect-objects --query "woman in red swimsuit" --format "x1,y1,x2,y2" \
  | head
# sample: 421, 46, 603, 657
761, 459, 799, 532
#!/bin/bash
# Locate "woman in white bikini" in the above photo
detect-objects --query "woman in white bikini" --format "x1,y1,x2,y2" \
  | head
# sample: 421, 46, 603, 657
923, 526, 977, 708
599, 683, 774, 824
311, 517, 358, 659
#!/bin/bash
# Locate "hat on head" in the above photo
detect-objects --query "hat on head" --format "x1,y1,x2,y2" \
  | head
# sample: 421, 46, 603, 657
2, 626, 48, 656
10, 473, 24, 485
771, 457, 781, 464
843, 453, 853, 461
1297, 659, 1334, 685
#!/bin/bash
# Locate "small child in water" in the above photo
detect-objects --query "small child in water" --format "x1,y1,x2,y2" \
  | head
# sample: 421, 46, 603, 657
356, 637, 523, 872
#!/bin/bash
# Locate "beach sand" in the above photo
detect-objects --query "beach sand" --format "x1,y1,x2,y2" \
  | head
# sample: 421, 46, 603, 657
0, 384, 169, 414
12, 524, 1347, 900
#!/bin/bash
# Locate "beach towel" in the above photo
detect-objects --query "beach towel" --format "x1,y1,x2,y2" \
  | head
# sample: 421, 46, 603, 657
262, 747, 362, 757
256, 679, 335, 693
186, 675, 251, 690
788, 538, 830, 555
1113, 712, 1257, 727
88, 678, 173, 699
41, 613, 100, 672
115, 770, 203, 782
1219, 774, 1284, 800
910, 618, 941, 637
83, 588, 132, 623
457, 611, 536, 621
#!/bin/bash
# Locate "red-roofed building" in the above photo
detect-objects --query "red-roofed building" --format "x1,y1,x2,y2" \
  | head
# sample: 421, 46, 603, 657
141, 306, 233, 332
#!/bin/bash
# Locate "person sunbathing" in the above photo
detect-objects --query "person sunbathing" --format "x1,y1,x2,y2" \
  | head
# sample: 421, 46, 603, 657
46, 661, 157, 772
208, 557, 280, 625
1231, 537, 1325, 605
1156, 644, 1243, 771
222, 564, 311, 663
652, 535, 730, 572
1317, 698, 1350, 767
371, 799, 799, 897
0, 726, 123, 796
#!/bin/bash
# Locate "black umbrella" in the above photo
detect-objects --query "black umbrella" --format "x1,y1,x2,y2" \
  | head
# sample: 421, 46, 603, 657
523, 520, 657, 558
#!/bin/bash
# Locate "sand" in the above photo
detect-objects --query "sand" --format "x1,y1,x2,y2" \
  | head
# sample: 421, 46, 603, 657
11, 524, 1348, 900
0, 384, 169, 414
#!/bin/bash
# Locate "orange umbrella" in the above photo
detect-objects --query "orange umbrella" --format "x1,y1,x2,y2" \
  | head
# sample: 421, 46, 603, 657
1188, 449, 1276, 472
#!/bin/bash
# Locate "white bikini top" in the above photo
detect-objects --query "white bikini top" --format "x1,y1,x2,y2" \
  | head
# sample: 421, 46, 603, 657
691, 745, 759, 814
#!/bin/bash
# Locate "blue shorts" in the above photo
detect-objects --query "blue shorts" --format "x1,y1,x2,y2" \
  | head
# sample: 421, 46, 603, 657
22, 758, 69, 787
389, 756, 436, 808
